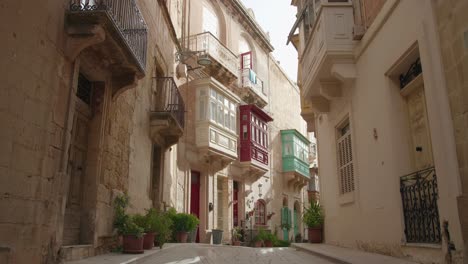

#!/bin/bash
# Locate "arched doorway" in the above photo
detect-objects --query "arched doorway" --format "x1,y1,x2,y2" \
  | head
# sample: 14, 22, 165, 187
294, 201, 301, 242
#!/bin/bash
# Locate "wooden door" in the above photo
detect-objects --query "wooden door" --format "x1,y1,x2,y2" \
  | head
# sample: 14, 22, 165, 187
406, 85, 434, 170
63, 105, 90, 245
190, 171, 201, 242
233, 181, 239, 227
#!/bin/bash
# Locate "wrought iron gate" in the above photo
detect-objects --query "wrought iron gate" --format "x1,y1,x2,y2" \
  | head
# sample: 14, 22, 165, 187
400, 167, 441, 243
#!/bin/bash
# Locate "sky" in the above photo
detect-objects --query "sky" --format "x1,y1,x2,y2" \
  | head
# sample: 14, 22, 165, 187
240, 0, 298, 81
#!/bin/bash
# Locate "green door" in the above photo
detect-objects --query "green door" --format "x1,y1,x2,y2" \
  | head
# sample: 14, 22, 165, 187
281, 207, 291, 241
294, 208, 299, 240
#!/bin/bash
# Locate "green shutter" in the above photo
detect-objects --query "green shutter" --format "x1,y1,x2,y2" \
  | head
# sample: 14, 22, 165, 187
281, 207, 287, 225
287, 209, 292, 226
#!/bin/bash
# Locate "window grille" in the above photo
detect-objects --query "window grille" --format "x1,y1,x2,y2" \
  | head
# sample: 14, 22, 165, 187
77, 73, 92, 105
337, 120, 354, 194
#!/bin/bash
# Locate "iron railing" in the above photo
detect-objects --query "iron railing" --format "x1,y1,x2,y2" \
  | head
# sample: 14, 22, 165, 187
400, 167, 441, 244
69, 0, 148, 71
399, 58, 422, 89
240, 68, 266, 96
154, 77, 185, 129
186, 32, 238, 77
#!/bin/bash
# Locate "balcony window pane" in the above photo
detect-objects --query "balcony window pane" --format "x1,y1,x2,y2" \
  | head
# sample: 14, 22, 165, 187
199, 99, 206, 120
210, 100, 216, 121
218, 105, 223, 124
230, 114, 236, 131
224, 109, 229, 128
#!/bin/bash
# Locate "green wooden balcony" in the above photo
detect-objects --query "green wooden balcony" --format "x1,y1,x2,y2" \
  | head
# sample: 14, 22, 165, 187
281, 129, 310, 190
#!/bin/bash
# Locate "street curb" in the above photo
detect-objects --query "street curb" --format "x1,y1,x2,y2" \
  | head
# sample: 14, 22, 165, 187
291, 244, 351, 264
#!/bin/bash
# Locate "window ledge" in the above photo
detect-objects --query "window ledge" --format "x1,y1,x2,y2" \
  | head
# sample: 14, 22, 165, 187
402, 243, 442, 249
339, 191, 355, 205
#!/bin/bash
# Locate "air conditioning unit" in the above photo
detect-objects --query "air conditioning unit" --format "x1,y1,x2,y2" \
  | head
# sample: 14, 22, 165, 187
353, 24, 365, 40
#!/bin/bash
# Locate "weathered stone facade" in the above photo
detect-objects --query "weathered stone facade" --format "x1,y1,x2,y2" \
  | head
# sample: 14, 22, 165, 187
0, 0, 179, 262
434, 0, 468, 262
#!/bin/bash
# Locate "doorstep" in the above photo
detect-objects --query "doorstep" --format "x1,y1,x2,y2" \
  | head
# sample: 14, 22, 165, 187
64, 244, 179, 264
291, 243, 418, 264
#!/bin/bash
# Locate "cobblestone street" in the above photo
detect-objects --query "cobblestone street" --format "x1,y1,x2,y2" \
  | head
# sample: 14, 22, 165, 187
139, 244, 333, 264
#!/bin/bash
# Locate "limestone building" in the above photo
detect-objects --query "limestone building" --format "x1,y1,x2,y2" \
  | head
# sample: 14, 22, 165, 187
290, 0, 467, 263
0, 0, 309, 263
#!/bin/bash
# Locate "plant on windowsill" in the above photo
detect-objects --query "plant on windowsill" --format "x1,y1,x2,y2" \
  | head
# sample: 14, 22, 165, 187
303, 201, 324, 243
280, 223, 291, 231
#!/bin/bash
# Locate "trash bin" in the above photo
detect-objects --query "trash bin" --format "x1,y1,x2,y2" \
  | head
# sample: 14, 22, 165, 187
212, 229, 223, 245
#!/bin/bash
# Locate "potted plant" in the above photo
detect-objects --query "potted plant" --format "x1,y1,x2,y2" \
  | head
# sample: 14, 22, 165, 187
253, 228, 267, 247
231, 227, 242, 246
154, 210, 173, 248
173, 213, 200, 243
303, 201, 324, 243
134, 209, 160, 250
120, 216, 145, 253
263, 232, 276, 247
113, 194, 130, 248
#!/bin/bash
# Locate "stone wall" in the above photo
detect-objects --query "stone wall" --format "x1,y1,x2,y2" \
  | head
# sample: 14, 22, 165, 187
0, 0, 74, 262
434, 0, 468, 262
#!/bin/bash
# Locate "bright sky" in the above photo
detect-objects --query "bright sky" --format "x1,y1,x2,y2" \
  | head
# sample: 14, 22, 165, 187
240, 0, 298, 81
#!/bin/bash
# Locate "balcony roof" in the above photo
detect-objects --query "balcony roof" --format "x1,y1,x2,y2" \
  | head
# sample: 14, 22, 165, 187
281, 129, 310, 144
240, 104, 273, 122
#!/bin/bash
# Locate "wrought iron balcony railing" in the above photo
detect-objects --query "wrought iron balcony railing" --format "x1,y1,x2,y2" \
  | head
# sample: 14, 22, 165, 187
154, 77, 185, 129
240, 68, 266, 95
69, 0, 148, 71
400, 167, 441, 244
186, 32, 238, 77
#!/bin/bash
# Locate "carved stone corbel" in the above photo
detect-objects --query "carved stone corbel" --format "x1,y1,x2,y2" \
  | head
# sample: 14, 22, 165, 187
112, 73, 138, 98
65, 24, 106, 61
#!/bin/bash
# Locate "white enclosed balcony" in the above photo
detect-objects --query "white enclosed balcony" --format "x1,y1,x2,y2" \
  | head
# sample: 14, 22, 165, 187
300, 0, 356, 115
193, 78, 241, 164
238, 68, 268, 108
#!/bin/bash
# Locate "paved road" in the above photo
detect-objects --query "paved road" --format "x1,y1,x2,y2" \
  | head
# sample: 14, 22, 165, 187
140, 244, 335, 264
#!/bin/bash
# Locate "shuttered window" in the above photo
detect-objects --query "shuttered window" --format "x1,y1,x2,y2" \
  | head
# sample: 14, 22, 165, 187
337, 120, 354, 194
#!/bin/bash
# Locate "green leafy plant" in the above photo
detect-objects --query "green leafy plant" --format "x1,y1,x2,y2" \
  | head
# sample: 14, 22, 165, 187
254, 228, 267, 242
155, 210, 174, 248
273, 239, 290, 247
113, 194, 130, 235
133, 213, 149, 232
303, 201, 324, 228
263, 232, 277, 244
173, 213, 200, 232
120, 216, 145, 238
232, 227, 242, 242
281, 223, 291, 230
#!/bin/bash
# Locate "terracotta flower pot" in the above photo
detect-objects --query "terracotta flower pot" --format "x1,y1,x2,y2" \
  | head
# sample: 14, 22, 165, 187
143, 232, 156, 249
176, 231, 189, 243
308, 227, 322, 243
253, 240, 263, 248
123, 234, 144, 254
264, 240, 273, 247
232, 240, 241, 246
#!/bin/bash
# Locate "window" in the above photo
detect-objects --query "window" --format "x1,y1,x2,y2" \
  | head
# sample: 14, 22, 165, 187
254, 199, 266, 225
337, 119, 354, 194
203, 4, 219, 38
201, 88, 237, 133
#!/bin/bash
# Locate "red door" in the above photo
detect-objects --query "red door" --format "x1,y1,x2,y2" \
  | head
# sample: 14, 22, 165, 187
190, 171, 201, 242
233, 181, 239, 227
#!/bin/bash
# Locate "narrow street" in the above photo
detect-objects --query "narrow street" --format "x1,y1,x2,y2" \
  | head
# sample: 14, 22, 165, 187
139, 244, 334, 264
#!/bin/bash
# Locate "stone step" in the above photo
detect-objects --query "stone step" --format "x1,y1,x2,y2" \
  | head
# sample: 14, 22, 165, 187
60, 244, 94, 262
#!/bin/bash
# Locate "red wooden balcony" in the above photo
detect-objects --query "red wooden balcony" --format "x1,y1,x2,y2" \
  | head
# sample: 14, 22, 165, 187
238, 105, 273, 181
